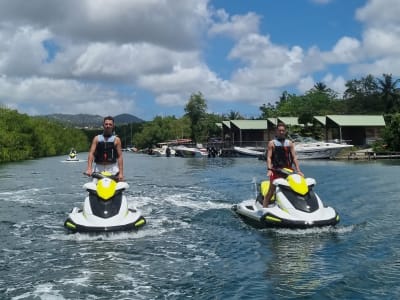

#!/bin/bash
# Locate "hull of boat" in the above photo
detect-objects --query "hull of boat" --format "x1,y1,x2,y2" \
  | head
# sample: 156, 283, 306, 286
295, 143, 352, 159
233, 146, 264, 157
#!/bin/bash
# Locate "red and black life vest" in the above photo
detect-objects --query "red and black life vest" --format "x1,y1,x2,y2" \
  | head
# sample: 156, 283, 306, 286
94, 135, 118, 163
271, 138, 293, 169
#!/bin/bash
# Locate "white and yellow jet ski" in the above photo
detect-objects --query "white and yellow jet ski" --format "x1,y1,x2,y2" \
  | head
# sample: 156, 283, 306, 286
64, 171, 146, 233
232, 169, 339, 229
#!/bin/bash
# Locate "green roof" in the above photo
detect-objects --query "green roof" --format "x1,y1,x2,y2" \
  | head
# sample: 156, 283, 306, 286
267, 118, 277, 126
277, 117, 299, 126
230, 120, 268, 130
222, 120, 231, 128
313, 116, 326, 125
327, 115, 385, 126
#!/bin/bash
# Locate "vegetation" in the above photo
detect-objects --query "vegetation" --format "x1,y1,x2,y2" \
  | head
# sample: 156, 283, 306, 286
2, 73, 400, 163
0, 107, 89, 162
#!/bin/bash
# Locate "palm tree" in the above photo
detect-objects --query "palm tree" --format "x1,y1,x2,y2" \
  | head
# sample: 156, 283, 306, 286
377, 73, 400, 113
226, 110, 244, 120
313, 82, 328, 92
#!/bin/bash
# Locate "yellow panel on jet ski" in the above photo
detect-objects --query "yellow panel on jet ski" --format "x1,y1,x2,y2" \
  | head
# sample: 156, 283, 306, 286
287, 174, 308, 195
260, 181, 275, 201
97, 178, 117, 200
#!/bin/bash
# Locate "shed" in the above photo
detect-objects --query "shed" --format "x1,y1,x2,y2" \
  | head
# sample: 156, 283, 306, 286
325, 115, 386, 145
229, 120, 268, 148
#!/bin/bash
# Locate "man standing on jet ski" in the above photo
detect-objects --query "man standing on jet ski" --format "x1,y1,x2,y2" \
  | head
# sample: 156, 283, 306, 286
85, 116, 124, 181
263, 122, 303, 207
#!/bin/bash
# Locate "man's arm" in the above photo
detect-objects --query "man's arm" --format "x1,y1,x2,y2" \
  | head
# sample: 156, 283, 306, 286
290, 142, 303, 175
86, 136, 98, 175
115, 137, 124, 180
267, 141, 274, 175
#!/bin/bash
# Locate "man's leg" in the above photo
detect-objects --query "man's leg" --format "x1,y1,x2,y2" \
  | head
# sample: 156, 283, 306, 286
263, 184, 276, 207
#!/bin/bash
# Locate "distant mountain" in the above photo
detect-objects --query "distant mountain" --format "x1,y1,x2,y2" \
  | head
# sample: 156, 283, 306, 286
114, 113, 144, 124
41, 113, 144, 128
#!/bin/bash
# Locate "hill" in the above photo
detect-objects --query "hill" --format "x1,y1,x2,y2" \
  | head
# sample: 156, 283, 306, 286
41, 113, 144, 128
114, 113, 144, 124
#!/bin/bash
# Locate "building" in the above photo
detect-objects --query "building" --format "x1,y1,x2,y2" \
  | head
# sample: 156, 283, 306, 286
220, 115, 386, 147
325, 115, 386, 146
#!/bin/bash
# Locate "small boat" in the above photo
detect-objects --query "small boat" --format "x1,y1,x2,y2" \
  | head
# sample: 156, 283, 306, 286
233, 146, 264, 157
152, 144, 176, 157
173, 145, 208, 157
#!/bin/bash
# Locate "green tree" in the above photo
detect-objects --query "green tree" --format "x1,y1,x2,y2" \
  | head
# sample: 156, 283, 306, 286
377, 73, 400, 113
224, 110, 244, 120
343, 75, 383, 113
381, 113, 400, 151
133, 116, 191, 149
0, 108, 88, 162
184, 92, 207, 143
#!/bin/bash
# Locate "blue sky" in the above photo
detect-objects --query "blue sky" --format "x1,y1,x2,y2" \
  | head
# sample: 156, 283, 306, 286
0, 0, 399, 121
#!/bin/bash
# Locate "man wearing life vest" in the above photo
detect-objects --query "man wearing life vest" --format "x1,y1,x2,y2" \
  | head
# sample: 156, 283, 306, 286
85, 116, 124, 181
263, 122, 303, 207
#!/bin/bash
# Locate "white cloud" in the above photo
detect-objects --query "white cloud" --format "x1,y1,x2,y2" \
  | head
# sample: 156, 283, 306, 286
322, 74, 346, 96
209, 11, 261, 39
297, 76, 315, 94
0, 75, 137, 116
356, 0, 400, 26
325, 36, 362, 63
0, 0, 400, 118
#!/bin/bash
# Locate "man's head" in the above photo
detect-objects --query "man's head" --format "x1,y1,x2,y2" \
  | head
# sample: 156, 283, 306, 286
275, 122, 287, 140
103, 116, 115, 137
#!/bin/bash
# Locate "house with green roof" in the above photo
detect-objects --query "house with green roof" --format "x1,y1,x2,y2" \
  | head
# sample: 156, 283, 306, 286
218, 115, 386, 148
228, 120, 268, 148
325, 115, 386, 145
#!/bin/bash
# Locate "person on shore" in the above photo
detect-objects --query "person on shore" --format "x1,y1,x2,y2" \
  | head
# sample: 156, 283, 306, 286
85, 116, 124, 181
263, 123, 303, 207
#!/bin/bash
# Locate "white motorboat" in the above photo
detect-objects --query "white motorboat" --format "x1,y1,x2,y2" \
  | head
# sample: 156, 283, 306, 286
174, 145, 208, 157
152, 144, 175, 157
293, 136, 353, 159
233, 146, 264, 157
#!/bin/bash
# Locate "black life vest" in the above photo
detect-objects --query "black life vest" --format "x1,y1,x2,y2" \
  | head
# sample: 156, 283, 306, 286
94, 135, 118, 163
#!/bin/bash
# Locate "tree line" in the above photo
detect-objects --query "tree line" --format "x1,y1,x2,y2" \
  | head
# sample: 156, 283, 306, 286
0, 107, 89, 163
2, 73, 400, 163
131, 73, 400, 151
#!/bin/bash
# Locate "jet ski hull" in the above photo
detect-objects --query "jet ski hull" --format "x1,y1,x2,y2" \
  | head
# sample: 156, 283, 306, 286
232, 200, 339, 229
232, 174, 340, 229
64, 172, 146, 233
64, 207, 146, 233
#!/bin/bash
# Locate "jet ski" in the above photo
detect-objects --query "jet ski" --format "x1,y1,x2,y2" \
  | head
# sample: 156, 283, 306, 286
64, 171, 146, 233
232, 168, 339, 229
66, 148, 79, 161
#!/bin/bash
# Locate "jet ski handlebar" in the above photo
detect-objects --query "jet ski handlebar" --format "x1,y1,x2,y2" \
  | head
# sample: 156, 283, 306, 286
272, 168, 295, 177
83, 172, 119, 181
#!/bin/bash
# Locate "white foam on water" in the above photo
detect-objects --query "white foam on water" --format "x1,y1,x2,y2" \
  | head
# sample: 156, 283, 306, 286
265, 224, 355, 236
0, 188, 45, 204
11, 283, 66, 300
163, 193, 231, 211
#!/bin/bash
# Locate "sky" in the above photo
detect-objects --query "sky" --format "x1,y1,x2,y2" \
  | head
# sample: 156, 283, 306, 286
0, 0, 399, 121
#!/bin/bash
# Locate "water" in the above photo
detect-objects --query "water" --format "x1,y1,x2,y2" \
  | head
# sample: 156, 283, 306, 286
1, 154, 400, 299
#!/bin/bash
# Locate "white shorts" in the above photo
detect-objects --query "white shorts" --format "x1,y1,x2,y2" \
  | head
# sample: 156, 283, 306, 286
94, 163, 119, 175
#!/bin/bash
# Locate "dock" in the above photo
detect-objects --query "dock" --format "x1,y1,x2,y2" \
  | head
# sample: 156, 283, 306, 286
336, 149, 400, 160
